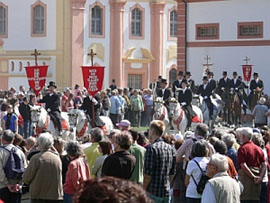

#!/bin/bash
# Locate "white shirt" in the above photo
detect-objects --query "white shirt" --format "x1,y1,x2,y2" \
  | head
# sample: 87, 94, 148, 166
234, 78, 237, 84
203, 84, 207, 89
162, 88, 165, 95
201, 182, 216, 203
186, 157, 209, 198
182, 87, 187, 94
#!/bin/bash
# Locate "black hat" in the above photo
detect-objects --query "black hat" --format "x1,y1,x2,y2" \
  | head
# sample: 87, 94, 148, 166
161, 79, 167, 84
203, 76, 208, 81
254, 72, 259, 76
223, 71, 227, 75
178, 71, 184, 76
186, 71, 191, 76
233, 72, 238, 75
207, 71, 213, 76
48, 81, 57, 88
182, 79, 188, 84
158, 75, 162, 79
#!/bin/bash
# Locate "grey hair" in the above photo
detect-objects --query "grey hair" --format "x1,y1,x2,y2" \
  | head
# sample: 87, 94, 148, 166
236, 127, 253, 140
2, 130, 14, 143
66, 141, 83, 158
210, 153, 229, 172
252, 132, 264, 148
108, 129, 121, 139
222, 133, 236, 148
38, 132, 54, 150
90, 127, 104, 142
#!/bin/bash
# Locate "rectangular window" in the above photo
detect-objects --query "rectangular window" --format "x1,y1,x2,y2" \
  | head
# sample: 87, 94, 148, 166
92, 6, 102, 35
170, 11, 177, 37
196, 23, 219, 40
0, 6, 6, 36
131, 9, 141, 36
128, 74, 142, 90
238, 22, 263, 39
33, 5, 45, 34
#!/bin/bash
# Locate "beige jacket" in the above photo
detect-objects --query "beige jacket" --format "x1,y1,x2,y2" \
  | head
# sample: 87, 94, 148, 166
23, 150, 63, 200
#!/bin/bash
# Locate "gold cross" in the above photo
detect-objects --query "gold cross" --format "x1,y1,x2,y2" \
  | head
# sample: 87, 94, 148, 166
31, 49, 41, 66
204, 55, 211, 65
243, 56, 250, 65
88, 49, 97, 66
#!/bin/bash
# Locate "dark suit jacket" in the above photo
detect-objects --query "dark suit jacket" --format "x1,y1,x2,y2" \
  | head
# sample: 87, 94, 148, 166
172, 80, 183, 93
39, 93, 60, 112
178, 88, 192, 106
229, 79, 242, 89
157, 88, 172, 102
197, 84, 212, 98
80, 96, 101, 119
250, 79, 264, 92
187, 79, 195, 92
208, 79, 217, 92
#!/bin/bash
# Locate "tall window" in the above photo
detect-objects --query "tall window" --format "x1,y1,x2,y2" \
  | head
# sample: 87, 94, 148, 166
170, 10, 177, 37
92, 6, 102, 35
0, 4, 7, 37
32, 1, 46, 37
238, 22, 263, 39
131, 8, 141, 36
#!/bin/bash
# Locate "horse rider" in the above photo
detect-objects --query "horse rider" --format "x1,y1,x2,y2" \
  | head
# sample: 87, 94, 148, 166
177, 79, 199, 127
207, 72, 217, 93
229, 72, 243, 102
157, 79, 172, 109
185, 71, 195, 93
249, 72, 264, 105
198, 76, 214, 119
238, 76, 249, 114
172, 71, 184, 97
39, 81, 62, 135
218, 71, 230, 97
80, 92, 105, 128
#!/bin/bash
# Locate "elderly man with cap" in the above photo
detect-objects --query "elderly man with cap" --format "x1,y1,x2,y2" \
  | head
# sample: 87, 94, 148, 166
202, 153, 242, 203
198, 76, 214, 119
249, 72, 264, 106
39, 81, 62, 135
252, 97, 268, 128
172, 71, 184, 96
117, 119, 131, 131
185, 71, 195, 93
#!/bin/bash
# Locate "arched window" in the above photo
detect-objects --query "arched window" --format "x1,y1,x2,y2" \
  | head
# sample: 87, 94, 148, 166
92, 6, 102, 35
32, 1, 46, 37
169, 68, 177, 84
170, 10, 177, 37
131, 8, 141, 36
0, 3, 7, 37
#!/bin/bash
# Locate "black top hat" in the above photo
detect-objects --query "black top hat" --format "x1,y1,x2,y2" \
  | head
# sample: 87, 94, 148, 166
182, 79, 188, 84
161, 79, 167, 84
203, 76, 208, 81
254, 72, 259, 76
48, 81, 57, 88
233, 72, 238, 75
207, 71, 213, 76
178, 71, 184, 76
186, 71, 191, 76
223, 71, 227, 75
158, 75, 162, 79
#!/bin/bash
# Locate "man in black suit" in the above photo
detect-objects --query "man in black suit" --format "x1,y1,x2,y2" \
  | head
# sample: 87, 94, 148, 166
157, 79, 172, 107
249, 72, 264, 105
80, 93, 105, 128
207, 72, 217, 93
229, 72, 244, 104
109, 79, 117, 91
198, 76, 214, 118
172, 71, 184, 96
39, 81, 62, 134
218, 71, 230, 96
178, 79, 197, 126
185, 71, 195, 93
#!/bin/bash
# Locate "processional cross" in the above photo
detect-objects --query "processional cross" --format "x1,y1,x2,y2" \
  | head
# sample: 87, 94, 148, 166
88, 49, 97, 66
243, 56, 250, 65
31, 49, 41, 66
204, 55, 211, 65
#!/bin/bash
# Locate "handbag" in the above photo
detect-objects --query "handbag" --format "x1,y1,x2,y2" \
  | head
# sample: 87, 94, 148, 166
190, 159, 210, 194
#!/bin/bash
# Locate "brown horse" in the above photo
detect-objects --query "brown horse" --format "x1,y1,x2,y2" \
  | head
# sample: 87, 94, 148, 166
250, 89, 262, 112
228, 90, 242, 126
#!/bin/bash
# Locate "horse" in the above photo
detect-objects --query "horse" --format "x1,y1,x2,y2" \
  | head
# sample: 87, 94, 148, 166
67, 108, 114, 139
30, 105, 75, 141
250, 89, 262, 112
227, 89, 242, 126
153, 97, 170, 135
168, 98, 203, 136
192, 94, 224, 129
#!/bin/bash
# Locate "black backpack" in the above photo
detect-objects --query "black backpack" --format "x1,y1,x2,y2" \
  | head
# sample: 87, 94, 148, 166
1, 146, 25, 180
190, 159, 210, 194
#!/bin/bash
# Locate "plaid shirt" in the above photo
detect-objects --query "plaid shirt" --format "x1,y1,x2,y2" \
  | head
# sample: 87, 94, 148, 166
144, 138, 176, 197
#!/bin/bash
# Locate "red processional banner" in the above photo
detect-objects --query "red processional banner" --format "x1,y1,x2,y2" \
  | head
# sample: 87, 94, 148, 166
242, 65, 252, 82
81, 66, 105, 96
25, 66, 48, 95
